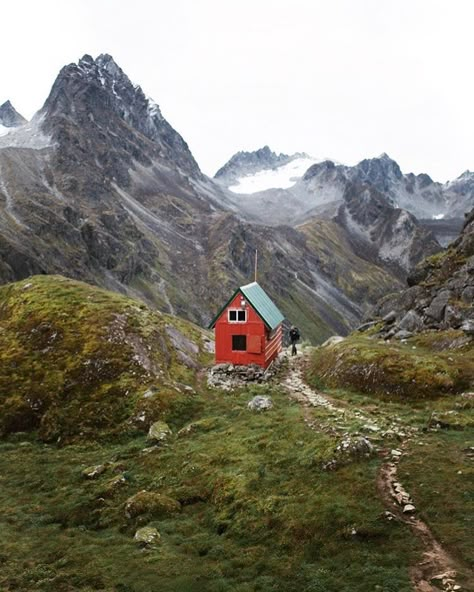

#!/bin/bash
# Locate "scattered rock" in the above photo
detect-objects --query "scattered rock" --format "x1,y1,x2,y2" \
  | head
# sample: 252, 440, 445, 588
147, 421, 172, 443
134, 526, 161, 546
391, 449, 402, 458
141, 446, 159, 454
361, 424, 381, 433
207, 360, 282, 390
461, 319, 474, 337
402, 503, 416, 514
82, 464, 107, 479
202, 337, 215, 353
382, 311, 397, 324
165, 325, 199, 356
430, 571, 457, 588
247, 396, 273, 411
393, 329, 413, 340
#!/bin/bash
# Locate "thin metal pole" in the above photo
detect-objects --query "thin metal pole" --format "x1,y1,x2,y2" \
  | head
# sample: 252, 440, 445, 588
254, 249, 258, 282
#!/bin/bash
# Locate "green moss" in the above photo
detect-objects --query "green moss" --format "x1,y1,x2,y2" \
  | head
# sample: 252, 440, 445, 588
418, 247, 468, 287
0, 275, 205, 442
125, 491, 181, 519
309, 334, 473, 399
0, 384, 418, 592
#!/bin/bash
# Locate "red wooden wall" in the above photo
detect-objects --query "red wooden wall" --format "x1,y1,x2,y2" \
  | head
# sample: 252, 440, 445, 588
214, 293, 282, 368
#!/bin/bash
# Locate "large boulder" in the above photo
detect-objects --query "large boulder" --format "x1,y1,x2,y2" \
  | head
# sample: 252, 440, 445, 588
134, 526, 161, 545
398, 310, 423, 332
147, 421, 172, 443
425, 291, 451, 322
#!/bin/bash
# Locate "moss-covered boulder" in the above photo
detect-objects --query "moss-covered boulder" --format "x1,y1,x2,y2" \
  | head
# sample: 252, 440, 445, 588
147, 421, 172, 443
125, 491, 181, 519
134, 526, 161, 546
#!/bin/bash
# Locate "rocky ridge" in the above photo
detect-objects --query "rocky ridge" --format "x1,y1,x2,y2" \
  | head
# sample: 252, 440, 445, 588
367, 208, 474, 338
215, 150, 470, 246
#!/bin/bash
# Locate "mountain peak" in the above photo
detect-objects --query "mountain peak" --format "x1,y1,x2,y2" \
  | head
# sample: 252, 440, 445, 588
355, 153, 403, 184
0, 100, 27, 127
214, 146, 293, 182
39, 53, 201, 177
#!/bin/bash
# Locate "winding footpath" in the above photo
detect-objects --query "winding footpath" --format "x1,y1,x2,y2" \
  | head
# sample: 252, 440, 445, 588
282, 352, 468, 592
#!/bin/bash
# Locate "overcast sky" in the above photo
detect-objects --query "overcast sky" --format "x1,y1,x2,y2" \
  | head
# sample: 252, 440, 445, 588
1, 0, 473, 181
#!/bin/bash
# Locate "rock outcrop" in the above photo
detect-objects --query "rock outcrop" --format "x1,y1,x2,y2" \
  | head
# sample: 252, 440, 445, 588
367, 209, 474, 336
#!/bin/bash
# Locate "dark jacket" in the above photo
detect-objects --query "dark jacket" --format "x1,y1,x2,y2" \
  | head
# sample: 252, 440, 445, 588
289, 328, 300, 343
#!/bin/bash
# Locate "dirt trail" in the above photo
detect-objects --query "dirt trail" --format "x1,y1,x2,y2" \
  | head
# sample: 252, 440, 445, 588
283, 352, 468, 592
377, 458, 463, 592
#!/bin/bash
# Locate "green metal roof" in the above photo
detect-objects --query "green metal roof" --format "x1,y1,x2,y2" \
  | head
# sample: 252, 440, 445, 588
209, 282, 284, 330
241, 282, 284, 330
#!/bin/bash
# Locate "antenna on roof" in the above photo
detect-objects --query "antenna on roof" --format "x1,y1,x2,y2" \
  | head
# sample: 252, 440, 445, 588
254, 249, 258, 283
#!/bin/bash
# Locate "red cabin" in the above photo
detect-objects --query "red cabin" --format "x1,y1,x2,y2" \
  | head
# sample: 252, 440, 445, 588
209, 282, 284, 368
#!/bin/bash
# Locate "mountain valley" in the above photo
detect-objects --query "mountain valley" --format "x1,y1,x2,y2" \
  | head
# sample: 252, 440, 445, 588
0, 52, 473, 592
1, 54, 469, 342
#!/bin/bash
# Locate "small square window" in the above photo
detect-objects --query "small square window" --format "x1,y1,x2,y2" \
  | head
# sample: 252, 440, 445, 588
232, 335, 247, 351
228, 309, 246, 322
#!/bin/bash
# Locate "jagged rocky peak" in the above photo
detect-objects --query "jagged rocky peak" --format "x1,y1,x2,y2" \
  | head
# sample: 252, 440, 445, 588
0, 100, 27, 127
214, 145, 298, 183
353, 153, 403, 188
39, 53, 201, 177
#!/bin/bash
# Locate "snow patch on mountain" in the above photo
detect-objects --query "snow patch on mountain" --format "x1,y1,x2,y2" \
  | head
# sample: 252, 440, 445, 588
229, 156, 323, 194
0, 124, 9, 137
0, 115, 54, 150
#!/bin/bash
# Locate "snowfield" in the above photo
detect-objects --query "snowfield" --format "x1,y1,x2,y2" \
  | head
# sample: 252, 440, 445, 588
229, 156, 322, 194
0, 124, 10, 137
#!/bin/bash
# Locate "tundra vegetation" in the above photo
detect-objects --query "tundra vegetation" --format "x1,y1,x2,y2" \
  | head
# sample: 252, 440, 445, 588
0, 276, 472, 591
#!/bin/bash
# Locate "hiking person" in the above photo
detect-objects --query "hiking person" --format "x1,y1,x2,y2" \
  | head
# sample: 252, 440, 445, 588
289, 326, 300, 356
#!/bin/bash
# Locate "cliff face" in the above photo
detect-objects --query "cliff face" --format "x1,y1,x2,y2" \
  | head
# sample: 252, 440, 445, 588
368, 209, 474, 338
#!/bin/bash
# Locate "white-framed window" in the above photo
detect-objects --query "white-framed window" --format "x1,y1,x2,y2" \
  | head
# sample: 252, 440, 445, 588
228, 309, 247, 323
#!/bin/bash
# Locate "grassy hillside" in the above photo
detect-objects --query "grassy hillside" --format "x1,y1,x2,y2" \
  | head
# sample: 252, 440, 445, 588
0, 275, 210, 442
309, 331, 473, 399
0, 278, 471, 590
0, 382, 420, 592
